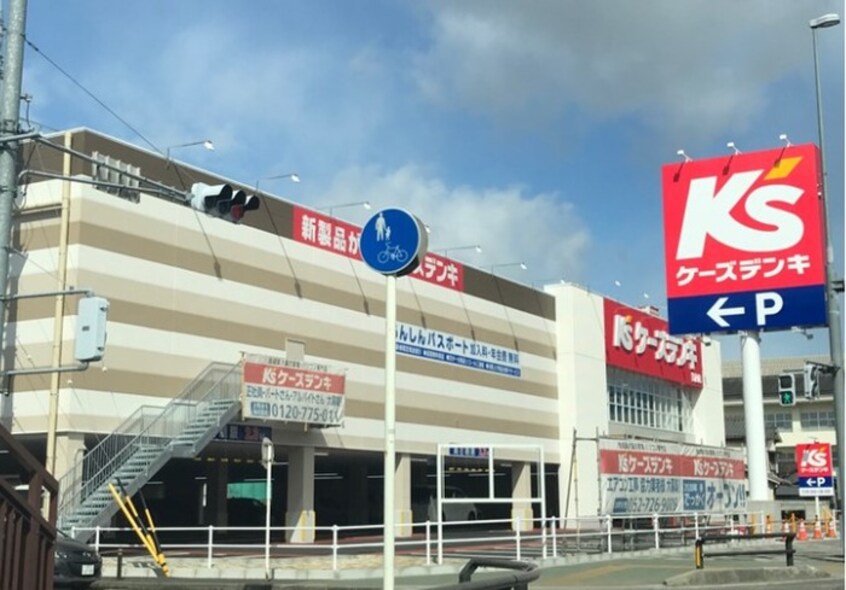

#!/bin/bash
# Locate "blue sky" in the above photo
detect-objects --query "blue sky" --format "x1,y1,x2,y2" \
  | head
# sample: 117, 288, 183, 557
24, 0, 844, 360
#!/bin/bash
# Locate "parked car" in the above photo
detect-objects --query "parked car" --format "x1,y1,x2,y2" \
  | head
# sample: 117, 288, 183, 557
412, 485, 480, 523
54, 530, 102, 588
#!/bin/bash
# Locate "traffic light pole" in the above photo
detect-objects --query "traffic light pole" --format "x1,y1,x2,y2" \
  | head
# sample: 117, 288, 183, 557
0, 0, 27, 398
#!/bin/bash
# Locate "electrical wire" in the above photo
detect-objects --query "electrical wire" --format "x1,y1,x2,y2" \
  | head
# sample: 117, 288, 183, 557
20, 33, 162, 155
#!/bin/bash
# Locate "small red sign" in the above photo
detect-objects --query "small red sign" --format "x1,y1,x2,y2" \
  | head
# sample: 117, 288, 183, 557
795, 442, 833, 478
604, 299, 703, 388
662, 144, 825, 299
243, 361, 345, 394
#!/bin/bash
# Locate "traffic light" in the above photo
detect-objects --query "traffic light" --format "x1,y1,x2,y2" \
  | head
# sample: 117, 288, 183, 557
804, 363, 821, 399
189, 183, 260, 223
778, 373, 796, 406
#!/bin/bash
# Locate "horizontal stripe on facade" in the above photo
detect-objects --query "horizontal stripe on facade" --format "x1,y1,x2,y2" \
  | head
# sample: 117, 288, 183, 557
16, 214, 558, 360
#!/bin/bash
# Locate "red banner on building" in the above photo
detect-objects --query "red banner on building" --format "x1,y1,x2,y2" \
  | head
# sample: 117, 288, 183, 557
598, 438, 746, 514
604, 299, 703, 388
292, 206, 465, 291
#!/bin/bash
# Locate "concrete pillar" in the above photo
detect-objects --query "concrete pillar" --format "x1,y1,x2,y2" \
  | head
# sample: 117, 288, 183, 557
511, 462, 533, 531
53, 432, 85, 482
285, 446, 315, 543
395, 454, 412, 537
206, 461, 229, 526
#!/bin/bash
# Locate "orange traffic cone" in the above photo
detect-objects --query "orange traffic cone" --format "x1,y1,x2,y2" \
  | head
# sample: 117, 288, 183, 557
765, 516, 773, 534
797, 519, 808, 541
813, 518, 823, 540
827, 517, 838, 538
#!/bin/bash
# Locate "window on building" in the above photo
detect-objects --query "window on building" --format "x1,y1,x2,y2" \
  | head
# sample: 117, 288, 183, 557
606, 368, 693, 434
799, 411, 836, 431
765, 412, 793, 432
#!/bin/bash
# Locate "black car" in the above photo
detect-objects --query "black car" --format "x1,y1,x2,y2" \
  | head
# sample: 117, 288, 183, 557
54, 531, 102, 588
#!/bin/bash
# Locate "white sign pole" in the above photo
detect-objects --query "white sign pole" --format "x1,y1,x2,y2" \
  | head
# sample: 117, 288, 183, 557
262, 437, 274, 580
740, 332, 769, 501
383, 274, 397, 590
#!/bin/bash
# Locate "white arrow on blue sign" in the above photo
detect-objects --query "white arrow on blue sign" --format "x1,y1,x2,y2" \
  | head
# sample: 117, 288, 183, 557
360, 208, 428, 277
668, 285, 827, 335
798, 475, 834, 497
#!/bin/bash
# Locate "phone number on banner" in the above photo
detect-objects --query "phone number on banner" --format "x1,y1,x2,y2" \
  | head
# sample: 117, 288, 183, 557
245, 399, 343, 425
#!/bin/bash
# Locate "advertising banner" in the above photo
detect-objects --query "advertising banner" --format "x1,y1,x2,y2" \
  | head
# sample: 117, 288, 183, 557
395, 321, 521, 377
604, 299, 703, 388
795, 442, 834, 497
241, 353, 346, 426
661, 144, 826, 335
292, 206, 465, 291
599, 438, 747, 514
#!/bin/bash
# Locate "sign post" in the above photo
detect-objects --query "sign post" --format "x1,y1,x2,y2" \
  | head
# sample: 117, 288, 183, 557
796, 442, 834, 523
360, 208, 428, 590
261, 437, 275, 579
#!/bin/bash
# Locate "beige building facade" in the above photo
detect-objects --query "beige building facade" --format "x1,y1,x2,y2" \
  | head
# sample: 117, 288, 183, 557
2, 129, 730, 537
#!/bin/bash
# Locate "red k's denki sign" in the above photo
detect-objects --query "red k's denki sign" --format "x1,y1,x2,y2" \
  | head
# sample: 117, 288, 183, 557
662, 144, 827, 335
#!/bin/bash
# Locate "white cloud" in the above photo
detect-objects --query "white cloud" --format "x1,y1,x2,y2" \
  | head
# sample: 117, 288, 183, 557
315, 164, 591, 283
413, 1, 842, 139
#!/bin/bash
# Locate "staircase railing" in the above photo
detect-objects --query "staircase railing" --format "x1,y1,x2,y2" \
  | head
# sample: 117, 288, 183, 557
57, 362, 240, 519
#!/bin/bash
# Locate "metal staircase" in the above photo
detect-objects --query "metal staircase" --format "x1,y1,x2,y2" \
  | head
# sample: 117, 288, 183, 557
57, 362, 242, 540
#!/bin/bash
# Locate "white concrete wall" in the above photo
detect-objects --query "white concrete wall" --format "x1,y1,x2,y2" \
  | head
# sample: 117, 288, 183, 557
692, 339, 727, 447
551, 284, 608, 519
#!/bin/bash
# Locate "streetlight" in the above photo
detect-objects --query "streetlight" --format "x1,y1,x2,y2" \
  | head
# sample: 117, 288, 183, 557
164, 139, 214, 165
316, 201, 371, 218
255, 173, 300, 194
488, 262, 528, 275
810, 11, 844, 543
434, 245, 482, 258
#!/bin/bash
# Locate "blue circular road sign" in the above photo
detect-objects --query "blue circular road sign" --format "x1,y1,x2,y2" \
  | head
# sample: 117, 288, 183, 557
360, 208, 428, 276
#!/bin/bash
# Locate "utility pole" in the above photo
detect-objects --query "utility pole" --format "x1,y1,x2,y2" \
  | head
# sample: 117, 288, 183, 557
0, 0, 27, 396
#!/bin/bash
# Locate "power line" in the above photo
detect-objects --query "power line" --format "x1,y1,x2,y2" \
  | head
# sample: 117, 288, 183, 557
21, 33, 161, 154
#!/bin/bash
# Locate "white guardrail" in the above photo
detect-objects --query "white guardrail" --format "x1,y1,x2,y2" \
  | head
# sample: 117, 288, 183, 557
67, 509, 807, 571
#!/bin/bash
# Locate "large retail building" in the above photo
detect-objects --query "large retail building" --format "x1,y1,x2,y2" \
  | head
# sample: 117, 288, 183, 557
2, 129, 734, 540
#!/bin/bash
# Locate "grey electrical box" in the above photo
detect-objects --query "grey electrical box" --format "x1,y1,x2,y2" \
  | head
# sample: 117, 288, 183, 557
75, 297, 109, 362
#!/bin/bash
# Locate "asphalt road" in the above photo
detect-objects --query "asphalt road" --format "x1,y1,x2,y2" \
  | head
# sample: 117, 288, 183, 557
88, 538, 844, 590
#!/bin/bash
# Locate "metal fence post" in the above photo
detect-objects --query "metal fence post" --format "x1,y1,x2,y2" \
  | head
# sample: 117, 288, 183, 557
207, 525, 214, 569
551, 516, 558, 558
515, 515, 522, 561
694, 512, 700, 539
652, 513, 660, 549
94, 526, 101, 552
425, 520, 431, 565
606, 514, 613, 554
332, 525, 339, 571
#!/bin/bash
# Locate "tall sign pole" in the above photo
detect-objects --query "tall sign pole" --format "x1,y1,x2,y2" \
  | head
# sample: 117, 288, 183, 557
810, 13, 844, 543
359, 208, 427, 590
0, 0, 28, 388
